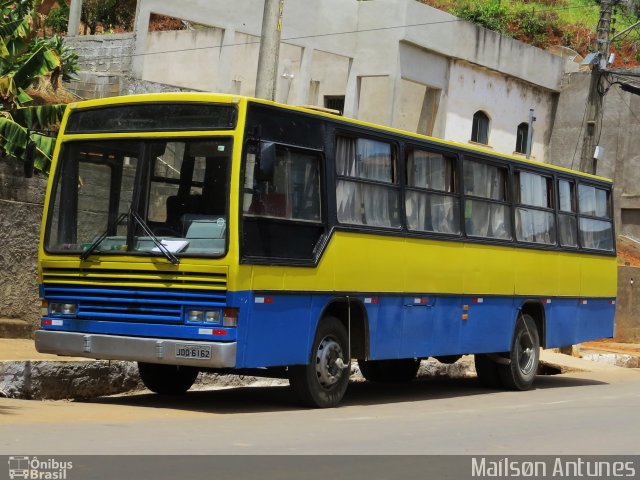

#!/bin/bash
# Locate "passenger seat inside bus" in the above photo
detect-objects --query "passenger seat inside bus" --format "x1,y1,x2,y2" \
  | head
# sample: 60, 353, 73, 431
166, 194, 203, 233
182, 214, 226, 252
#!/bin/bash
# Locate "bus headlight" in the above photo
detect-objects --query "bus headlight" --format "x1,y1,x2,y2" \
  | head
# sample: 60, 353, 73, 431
49, 303, 77, 316
187, 310, 204, 322
204, 310, 220, 323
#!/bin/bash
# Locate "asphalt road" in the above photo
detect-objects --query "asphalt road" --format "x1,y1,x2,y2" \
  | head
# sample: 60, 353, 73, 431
1, 368, 639, 456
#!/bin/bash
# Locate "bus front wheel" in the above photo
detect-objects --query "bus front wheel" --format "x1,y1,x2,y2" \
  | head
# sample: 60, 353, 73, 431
138, 362, 199, 395
289, 316, 350, 408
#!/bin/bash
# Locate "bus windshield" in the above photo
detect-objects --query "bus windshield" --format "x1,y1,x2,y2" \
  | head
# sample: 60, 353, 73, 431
45, 138, 231, 258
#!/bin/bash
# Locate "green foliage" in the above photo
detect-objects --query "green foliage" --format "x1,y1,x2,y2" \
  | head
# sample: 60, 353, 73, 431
453, 0, 510, 34
81, 0, 136, 34
45, 2, 70, 35
0, 0, 78, 173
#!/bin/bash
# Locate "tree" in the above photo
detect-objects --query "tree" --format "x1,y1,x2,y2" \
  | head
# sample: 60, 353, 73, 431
0, 0, 78, 173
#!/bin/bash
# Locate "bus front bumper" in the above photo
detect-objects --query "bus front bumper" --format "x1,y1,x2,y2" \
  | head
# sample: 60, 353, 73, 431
35, 330, 237, 368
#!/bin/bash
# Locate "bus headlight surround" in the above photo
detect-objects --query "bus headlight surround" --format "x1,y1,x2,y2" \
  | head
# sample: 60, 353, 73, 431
49, 303, 77, 316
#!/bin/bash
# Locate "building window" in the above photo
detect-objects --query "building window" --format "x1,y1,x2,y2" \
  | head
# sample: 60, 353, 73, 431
515, 122, 529, 154
335, 136, 400, 228
471, 111, 490, 145
324, 96, 345, 115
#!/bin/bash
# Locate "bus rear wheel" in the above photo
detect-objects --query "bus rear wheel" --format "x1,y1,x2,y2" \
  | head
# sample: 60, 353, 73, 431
138, 362, 199, 395
289, 316, 350, 408
499, 313, 540, 391
357, 358, 421, 383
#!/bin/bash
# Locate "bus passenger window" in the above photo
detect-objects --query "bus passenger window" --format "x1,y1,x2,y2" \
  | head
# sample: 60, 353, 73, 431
515, 171, 556, 245
463, 159, 511, 240
405, 149, 459, 235
558, 179, 578, 247
335, 136, 400, 228
578, 184, 613, 251
244, 144, 321, 222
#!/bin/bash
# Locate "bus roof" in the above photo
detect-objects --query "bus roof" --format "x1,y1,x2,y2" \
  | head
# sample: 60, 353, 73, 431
66, 92, 612, 184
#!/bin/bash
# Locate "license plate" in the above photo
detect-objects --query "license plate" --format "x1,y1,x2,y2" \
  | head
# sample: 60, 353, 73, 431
175, 344, 212, 360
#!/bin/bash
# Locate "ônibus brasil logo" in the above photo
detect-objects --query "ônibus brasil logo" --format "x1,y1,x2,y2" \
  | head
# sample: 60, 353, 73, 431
8, 456, 73, 480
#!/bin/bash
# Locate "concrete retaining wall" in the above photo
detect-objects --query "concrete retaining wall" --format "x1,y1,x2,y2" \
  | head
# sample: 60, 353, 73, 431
615, 266, 640, 343
0, 158, 48, 334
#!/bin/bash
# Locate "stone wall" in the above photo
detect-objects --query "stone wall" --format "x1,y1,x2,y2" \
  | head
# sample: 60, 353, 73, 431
65, 33, 135, 99
0, 157, 48, 334
615, 266, 640, 343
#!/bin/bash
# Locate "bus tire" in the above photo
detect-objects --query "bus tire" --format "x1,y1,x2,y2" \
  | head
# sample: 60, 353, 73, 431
289, 316, 350, 408
138, 362, 199, 395
358, 358, 420, 383
474, 354, 503, 389
499, 313, 540, 391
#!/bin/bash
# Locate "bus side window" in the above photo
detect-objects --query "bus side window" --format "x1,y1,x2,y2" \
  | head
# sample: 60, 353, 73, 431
463, 159, 511, 240
405, 148, 459, 235
514, 171, 556, 245
578, 183, 614, 251
335, 136, 400, 228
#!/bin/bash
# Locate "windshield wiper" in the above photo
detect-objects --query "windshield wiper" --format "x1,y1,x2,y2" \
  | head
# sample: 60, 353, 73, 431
128, 208, 180, 265
80, 212, 128, 262
80, 209, 180, 265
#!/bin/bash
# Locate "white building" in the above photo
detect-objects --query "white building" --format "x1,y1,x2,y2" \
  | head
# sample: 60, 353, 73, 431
69, 0, 579, 162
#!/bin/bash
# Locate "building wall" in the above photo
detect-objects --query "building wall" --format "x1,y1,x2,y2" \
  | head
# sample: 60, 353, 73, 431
548, 71, 640, 235
130, 0, 566, 162
0, 158, 48, 331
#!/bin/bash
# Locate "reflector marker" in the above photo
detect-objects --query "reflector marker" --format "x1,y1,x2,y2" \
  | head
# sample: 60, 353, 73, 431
364, 297, 379, 304
42, 319, 63, 326
198, 328, 213, 335
609, 300, 616, 305
462, 314, 469, 321
580, 299, 588, 305
255, 297, 274, 304
472, 297, 484, 303
545, 299, 552, 304
414, 297, 429, 305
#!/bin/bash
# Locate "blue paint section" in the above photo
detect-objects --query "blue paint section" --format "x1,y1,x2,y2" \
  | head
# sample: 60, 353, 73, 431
367, 296, 516, 360
41, 317, 236, 341
39, 284, 616, 368
545, 298, 615, 348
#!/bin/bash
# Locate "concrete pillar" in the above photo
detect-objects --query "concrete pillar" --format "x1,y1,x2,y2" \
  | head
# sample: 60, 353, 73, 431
131, 7, 152, 78
255, 0, 283, 100
215, 28, 236, 93
67, 0, 82, 36
288, 46, 314, 106
343, 59, 358, 118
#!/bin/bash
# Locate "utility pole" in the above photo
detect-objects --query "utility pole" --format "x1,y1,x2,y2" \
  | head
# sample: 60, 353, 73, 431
255, 0, 284, 101
579, 0, 616, 175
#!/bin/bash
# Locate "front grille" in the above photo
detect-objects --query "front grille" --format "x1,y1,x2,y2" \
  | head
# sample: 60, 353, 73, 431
42, 264, 227, 291
43, 285, 227, 324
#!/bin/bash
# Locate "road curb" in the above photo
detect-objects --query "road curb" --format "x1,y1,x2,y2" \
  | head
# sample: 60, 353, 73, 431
0, 360, 142, 400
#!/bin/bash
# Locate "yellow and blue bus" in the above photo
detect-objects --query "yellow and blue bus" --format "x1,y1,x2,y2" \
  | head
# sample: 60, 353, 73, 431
35, 93, 617, 407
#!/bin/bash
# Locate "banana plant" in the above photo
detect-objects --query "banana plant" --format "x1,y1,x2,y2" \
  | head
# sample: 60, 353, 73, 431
0, 0, 78, 174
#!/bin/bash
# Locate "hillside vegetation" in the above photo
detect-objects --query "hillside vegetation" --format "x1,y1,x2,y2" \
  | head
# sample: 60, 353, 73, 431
421, 0, 640, 68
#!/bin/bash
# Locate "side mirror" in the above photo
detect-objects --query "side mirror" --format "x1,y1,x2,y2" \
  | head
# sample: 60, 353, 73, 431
24, 140, 37, 178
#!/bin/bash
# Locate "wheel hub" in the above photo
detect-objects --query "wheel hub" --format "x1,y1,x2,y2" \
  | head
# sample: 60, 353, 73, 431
315, 336, 344, 389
